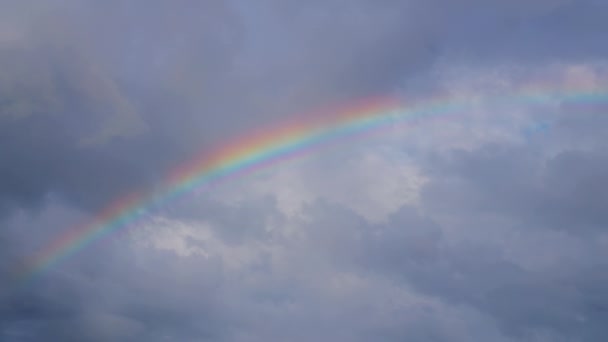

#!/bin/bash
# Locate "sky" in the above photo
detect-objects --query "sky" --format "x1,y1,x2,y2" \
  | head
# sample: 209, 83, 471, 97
1, 0, 607, 341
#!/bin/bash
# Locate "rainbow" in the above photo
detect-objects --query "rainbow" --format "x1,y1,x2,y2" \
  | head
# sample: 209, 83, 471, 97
13, 83, 608, 287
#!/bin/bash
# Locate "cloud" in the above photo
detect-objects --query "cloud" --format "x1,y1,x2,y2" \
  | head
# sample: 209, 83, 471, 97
1, 1, 608, 341
0, 0, 441, 216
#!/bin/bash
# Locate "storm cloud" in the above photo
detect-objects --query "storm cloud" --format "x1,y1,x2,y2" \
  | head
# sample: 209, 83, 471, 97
1, 1, 608, 341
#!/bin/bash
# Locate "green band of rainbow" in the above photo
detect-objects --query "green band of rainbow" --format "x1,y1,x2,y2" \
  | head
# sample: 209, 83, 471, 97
13, 83, 608, 287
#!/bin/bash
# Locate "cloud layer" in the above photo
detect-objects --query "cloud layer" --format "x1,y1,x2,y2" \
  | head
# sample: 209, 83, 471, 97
1, 1, 608, 341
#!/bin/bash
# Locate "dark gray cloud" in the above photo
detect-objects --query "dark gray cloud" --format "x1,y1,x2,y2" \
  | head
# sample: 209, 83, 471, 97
1, 1, 608, 341
421, 124, 608, 233
0, 0, 439, 215
294, 184, 608, 339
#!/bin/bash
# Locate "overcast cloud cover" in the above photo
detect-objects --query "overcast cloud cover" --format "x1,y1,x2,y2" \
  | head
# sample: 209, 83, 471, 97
1, 0, 608, 341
